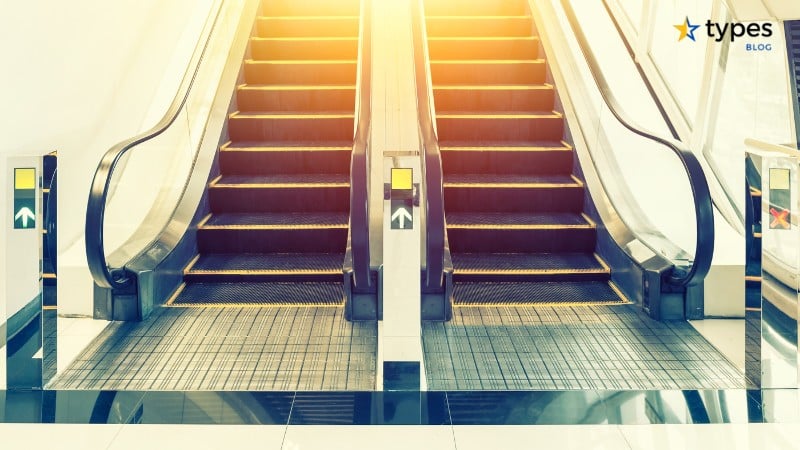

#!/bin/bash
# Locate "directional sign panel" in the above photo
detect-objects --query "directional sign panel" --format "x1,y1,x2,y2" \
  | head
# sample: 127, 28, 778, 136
769, 168, 791, 230
14, 168, 36, 229
391, 168, 413, 230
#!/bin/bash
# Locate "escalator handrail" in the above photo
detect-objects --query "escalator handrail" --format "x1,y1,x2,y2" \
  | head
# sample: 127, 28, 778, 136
45, 168, 58, 274
85, 0, 225, 289
349, 0, 372, 291
558, 0, 714, 287
410, 0, 445, 291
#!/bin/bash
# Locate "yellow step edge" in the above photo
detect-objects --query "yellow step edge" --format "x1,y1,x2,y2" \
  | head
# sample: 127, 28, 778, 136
164, 283, 187, 306
245, 59, 357, 64
183, 254, 201, 274
229, 112, 355, 119
166, 302, 342, 309
42, 273, 57, 279
220, 141, 352, 152
210, 182, 349, 188
200, 224, 347, 230
427, 36, 538, 41
434, 83, 552, 90
440, 140, 572, 152
426, 15, 530, 19
447, 223, 594, 230
187, 269, 341, 275
43, 305, 58, 311
437, 112, 562, 119
456, 267, 608, 275
251, 36, 358, 41
238, 84, 356, 91
444, 180, 581, 188
745, 275, 762, 282
753, 232, 762, 238
258, 15, 360, 20
430, 59, 544, 64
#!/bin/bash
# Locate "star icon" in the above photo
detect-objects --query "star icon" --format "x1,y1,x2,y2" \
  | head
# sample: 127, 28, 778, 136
674, 17, 700, 42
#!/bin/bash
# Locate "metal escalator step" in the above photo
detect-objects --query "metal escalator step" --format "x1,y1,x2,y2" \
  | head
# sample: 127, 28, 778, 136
168, 282, 344, 307
203, 212, 348, 227
426, 15, 534, 38
453, 252, 609, 282
444, 173, 579, 186
446, 211, 590, 227
257, 16, 360, 38
453, 281, 628, 306
213, 173, 349, 186
453, 252, 606, 273
188, 253, 343, 272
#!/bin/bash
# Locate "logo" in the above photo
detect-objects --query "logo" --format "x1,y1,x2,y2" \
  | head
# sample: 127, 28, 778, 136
674, 17, 773, 51
674, 17, 700, 42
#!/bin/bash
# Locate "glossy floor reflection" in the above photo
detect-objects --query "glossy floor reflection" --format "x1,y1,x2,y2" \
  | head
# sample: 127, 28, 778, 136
2, 389, 796, 425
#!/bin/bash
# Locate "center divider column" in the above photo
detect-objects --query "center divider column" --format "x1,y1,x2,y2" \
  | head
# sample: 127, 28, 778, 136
370, 0, 426, 391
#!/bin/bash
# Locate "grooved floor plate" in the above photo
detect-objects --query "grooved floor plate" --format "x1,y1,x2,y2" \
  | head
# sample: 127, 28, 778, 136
422, 304, 748, 390
51, 307, 376, 391
190, 253, 344, 272
453, 281, 626, 305
446, 212, 589, 227
171, 282, 344, 306
204, 212, 348, 227
453, 253, 605, 272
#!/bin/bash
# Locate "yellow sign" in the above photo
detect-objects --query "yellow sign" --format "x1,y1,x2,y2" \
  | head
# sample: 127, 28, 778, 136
391, 168, 412, 191
15, 168, 36, 190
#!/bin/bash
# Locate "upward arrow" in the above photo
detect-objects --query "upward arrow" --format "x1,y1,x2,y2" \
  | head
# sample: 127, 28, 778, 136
15, 207, 35, 228
391, 206, 412, 228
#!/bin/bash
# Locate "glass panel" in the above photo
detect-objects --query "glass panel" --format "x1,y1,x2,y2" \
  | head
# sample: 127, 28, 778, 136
99, 0, 238, 266
703, 15, 794, 222
618, 0, 643, 33
560, 0, 697, 267
648, 0, 712, 122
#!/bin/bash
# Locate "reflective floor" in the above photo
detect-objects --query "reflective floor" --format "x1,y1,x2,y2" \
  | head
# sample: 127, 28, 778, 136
0, 389, 787, 424
423, 305, 749, 390
50, 307, 377, 390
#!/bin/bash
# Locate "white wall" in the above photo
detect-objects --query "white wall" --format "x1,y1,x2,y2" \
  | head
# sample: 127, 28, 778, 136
0, 0, 213, 316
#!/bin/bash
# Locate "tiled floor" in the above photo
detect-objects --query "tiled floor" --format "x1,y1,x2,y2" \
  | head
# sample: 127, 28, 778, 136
422, 304, 748, 390
51, 307, 377, 391
2, 423, 800, 450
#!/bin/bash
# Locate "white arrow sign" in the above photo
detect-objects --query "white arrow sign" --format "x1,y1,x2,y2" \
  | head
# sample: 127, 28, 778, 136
15, 207, 35, 228
391, 206, 412, 229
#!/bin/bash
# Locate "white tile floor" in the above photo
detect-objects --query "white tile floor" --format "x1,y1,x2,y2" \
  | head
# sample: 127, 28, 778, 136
55, 317, 110, 374
1, 424, 800, 449
689, 319, 746, 371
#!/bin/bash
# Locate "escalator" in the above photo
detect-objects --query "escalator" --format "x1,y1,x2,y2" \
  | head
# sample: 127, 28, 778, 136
424, 0, 626, 306
169, 0, 360, 306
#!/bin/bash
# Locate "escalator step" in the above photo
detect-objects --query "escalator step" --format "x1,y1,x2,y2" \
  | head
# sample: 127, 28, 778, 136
430, 60, 546, 85
428, 36, 539, 60
208, 175, 349, 213
244, 60, 357, 85
425, 0, 526, 16
436, 112, 564, 142
443, 175, 584, 213
453, 281, 627, 306
219, 141, 351, 175
426, 15, 534, 38
228, 112, 354, 142
236, 85, 356, 113
257, 16, 360, 38
434, 85, 555, 113
453, 252, 606, 272
440, 142, 572, 175
185, 253, 343, 282
169, 282, 344, 306
261, 0, 360, 17
250, 37, 358, 61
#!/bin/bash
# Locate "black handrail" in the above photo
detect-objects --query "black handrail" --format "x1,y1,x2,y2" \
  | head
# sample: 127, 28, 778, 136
558, 0, 714, 287
410, 0, 445, 292
85, 1, 225, 289
45, 168, 58, 274
349, 0, 373, 291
